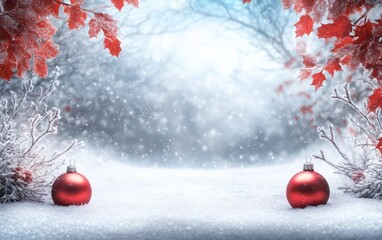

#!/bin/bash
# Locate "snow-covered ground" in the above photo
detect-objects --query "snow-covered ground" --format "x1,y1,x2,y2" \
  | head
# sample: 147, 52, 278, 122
1, 148, 382, 240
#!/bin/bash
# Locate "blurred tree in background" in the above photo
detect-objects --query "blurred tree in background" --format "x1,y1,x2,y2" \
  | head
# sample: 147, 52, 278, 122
2, 0, 371, 168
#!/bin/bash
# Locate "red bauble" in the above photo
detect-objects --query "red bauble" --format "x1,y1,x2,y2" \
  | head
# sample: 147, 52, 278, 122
286, 161, 330, 208
51, 164, 92, 206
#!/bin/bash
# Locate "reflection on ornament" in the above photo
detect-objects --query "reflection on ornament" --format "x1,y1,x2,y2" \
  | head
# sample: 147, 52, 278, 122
286, 158, 330, 208
51, 161, 92, 206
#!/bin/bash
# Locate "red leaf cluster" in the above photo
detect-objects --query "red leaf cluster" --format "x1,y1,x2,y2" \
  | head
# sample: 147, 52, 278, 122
245, 0, 382, 154
0, 0, 139, 81
0, 0, 59, 80
282, 0, 382, 93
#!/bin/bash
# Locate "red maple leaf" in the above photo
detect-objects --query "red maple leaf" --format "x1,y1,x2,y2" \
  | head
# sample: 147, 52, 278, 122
368, 88, 382, 112
33, 40, 59, 78
294, 15, 314, 37
302, 55, 316, 68
111, 0, 125, 10
324, 58, 342, 77
332, 36, 352, 52
311, 71, 326, 90
49, 2, 61, 17
317, 16, 352, 39
33, 56, 49, 79
353, 20, 373, 44
104, 36, 122, 57
63, 0, 87, 30
89, 13, 118, 37
89, 13, 121, 57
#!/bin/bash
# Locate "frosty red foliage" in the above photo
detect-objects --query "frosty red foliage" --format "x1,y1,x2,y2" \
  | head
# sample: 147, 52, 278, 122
64, 0, 88, 30
0, 0, 139, 81
311, 72, 326, 90
324, 58, 342, 77
244, 0, 382, 94
89, 13, 121, 57
281, 0, 382, 103
316, 16, 352, 39
251, 0, 382, 195
302, 55, 316, 68
367, 88, 382, 113
294, 15, 313, 37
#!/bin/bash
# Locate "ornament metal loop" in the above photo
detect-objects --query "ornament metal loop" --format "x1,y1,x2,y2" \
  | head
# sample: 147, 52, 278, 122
67, 159, 77, 173
303, 157, 314, 171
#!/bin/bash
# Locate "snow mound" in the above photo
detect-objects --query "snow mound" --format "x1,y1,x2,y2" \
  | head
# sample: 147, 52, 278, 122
1, 150, 382, 240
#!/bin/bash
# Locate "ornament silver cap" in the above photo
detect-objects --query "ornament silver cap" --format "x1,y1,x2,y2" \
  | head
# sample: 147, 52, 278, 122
303, 157, 314, 171
66, 160, 77, 173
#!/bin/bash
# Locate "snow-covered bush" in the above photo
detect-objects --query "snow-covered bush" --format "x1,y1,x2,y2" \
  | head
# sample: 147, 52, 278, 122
315, 83, 382, 199
0, 70, 82, 203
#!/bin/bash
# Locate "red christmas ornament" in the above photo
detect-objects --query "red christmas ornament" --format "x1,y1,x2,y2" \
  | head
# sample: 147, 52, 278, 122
51, 161, 92, 206
286, 159, 330, 208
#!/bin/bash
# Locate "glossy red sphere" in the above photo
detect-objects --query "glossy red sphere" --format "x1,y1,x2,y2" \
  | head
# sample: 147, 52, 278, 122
286, 170, 330, 208
51, 172, 92, 206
